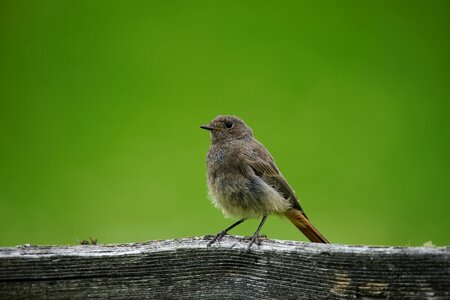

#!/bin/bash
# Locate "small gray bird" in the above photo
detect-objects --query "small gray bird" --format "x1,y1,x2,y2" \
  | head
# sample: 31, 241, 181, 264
201, 115, 329, 250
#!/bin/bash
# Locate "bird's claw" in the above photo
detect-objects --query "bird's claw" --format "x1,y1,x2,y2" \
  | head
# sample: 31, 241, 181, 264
245, 234, 266, 252
207, 230, 227, 248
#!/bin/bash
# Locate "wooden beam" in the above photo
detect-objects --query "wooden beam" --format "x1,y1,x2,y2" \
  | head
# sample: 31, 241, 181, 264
1, 236, 449, 299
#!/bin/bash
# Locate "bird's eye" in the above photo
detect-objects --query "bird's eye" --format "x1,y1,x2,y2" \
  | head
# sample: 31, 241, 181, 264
225, 121, 233, 129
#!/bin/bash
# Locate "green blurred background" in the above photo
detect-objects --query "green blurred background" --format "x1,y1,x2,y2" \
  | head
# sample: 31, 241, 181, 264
1, 1, 449, 247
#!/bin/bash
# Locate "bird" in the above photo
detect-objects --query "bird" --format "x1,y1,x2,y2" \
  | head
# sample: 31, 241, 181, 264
201, 115, 329, 250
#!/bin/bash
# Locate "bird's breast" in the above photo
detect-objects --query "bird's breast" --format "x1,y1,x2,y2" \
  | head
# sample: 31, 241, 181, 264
206, 166, 290, 218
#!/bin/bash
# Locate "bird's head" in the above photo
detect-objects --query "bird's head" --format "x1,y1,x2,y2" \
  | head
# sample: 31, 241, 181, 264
201, 115, 253, 143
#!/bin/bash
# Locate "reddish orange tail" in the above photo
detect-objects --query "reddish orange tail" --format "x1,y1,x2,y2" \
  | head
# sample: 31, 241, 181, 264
284, 208, 329, 243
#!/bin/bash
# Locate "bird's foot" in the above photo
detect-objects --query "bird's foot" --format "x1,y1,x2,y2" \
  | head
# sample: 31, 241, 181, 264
207, 230, 228, 248
245, 234, 267, 252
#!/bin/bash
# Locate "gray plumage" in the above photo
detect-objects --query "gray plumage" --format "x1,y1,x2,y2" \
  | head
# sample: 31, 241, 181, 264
201, 115, 328, 249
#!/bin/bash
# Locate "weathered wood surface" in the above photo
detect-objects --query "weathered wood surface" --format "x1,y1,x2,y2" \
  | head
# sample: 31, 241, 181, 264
0, 236, 449, 299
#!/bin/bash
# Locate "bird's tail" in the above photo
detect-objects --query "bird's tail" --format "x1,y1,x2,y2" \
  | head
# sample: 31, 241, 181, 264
284, 208, 329, 243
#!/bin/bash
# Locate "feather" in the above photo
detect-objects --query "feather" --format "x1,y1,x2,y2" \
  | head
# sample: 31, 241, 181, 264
285, 208, 329, 243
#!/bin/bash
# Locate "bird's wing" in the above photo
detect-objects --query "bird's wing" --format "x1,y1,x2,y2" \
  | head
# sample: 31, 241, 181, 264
242, 141, 306, 215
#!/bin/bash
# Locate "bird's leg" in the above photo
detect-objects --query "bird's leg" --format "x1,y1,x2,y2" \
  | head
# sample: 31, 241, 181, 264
247, 215, 268, 251
207, 218, 246, 247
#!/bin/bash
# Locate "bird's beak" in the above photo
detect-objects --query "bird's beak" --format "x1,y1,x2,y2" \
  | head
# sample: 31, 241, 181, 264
200, 125, 216, 131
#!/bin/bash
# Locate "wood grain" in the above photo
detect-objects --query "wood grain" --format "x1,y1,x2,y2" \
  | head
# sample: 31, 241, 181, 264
1, 236, 449, 299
